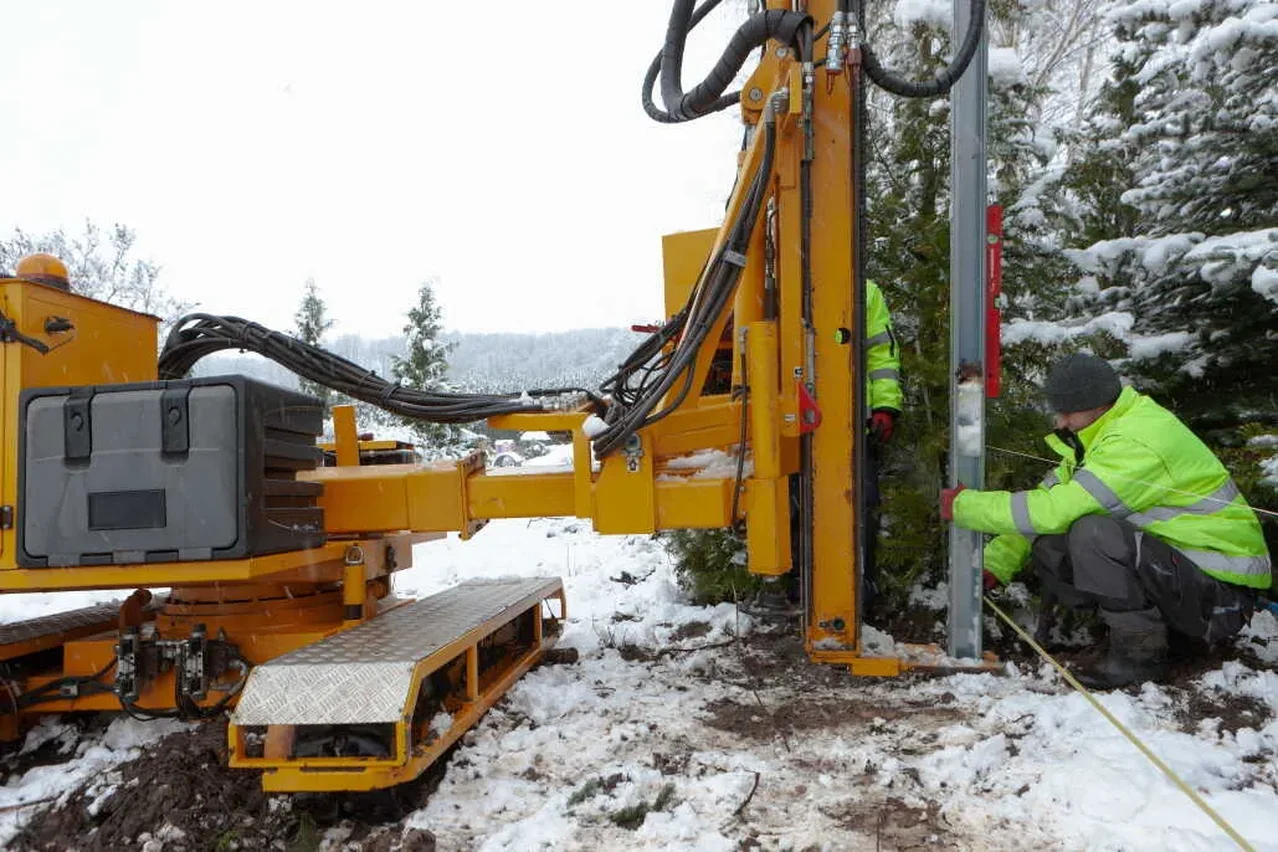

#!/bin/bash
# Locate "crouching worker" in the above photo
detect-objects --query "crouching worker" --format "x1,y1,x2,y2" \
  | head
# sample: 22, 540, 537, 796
940, 353, 1272, 688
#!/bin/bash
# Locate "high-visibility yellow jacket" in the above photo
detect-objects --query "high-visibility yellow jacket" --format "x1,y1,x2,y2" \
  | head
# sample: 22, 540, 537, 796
866, 280, 902, 413
955, 386, 1272, 589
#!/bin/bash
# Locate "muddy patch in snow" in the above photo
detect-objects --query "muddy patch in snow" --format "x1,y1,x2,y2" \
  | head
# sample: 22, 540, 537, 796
9, 720, 444, 852
1176, 688, 1272, 736
702, 694, 962, 742
823, 797, 962, 851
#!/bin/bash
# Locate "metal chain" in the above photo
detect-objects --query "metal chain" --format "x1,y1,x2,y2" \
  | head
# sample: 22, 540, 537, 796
986, 444, 1278, 521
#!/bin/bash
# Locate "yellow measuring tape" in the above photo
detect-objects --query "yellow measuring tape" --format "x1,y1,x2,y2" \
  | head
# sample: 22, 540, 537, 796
982, 595, 1256, 852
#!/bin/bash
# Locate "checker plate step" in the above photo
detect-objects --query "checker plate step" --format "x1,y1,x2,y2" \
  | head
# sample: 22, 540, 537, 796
231, 577, 560, 727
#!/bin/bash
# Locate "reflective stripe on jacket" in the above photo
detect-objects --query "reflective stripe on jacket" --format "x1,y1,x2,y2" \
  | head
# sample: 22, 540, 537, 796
865, 280, 902, 412
956, 386, 1272, 589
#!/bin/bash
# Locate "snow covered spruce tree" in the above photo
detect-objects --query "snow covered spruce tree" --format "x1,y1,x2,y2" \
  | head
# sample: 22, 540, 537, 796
1065, 0, 1277, 417
1061, 0, 1278, 538
293, 278, 336, 413
392, 278, 466, 459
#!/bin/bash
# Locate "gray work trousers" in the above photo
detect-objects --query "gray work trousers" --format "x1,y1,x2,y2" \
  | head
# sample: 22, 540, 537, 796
1032, 515, 1256, 643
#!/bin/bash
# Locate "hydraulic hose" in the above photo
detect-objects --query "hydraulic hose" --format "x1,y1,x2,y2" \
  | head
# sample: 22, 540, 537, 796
158, 315, 605, 424
644, 2, 812, 123
859, 0, 986, 99
643, 0, 728, 124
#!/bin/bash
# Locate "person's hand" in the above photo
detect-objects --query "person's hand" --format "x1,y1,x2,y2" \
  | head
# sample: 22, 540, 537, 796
940, 484, 966, 521
870, 409, 896, 443
983, 570, 1000, 592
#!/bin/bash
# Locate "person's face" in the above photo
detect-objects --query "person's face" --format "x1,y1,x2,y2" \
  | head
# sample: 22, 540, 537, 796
1054, 406, 1107, 433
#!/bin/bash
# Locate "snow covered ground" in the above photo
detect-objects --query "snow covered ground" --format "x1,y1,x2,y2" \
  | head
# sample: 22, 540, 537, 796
0, 452, 1275, 850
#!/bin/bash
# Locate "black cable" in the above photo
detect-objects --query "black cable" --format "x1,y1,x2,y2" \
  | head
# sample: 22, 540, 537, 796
644, 3, 812, 123
159, 315, 605, 424
643, 0, 730, 123
730, 347, 749, 529
16, 659, 117, 709
859, 0, 987, 98
0, 309, 49, 355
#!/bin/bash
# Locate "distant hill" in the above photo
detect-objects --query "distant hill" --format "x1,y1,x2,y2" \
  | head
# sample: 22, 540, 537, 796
191, 327, 645, 393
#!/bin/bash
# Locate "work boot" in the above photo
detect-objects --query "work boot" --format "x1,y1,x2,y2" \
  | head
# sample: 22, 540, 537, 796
1075, 608, 1169, 689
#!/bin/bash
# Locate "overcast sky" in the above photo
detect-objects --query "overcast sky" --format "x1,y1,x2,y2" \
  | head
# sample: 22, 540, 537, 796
2, 2, 749, 336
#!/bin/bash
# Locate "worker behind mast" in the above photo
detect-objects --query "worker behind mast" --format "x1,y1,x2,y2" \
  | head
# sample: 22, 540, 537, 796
753, 279, 901, 617
861, 279, 902, 609
941, 353, 1271, 689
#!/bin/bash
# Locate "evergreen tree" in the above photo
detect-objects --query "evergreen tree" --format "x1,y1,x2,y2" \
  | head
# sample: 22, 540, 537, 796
392, 278, 465, 457
1056, 0, 1278, 557
293, 278, 336, 412
1062, 0, 1278, 430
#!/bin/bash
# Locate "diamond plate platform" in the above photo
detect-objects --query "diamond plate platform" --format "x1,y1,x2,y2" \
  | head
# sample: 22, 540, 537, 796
231, 577, 560, 726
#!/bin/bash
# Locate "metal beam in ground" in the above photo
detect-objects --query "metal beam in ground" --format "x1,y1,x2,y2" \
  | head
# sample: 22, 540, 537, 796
947, 0, 989, 661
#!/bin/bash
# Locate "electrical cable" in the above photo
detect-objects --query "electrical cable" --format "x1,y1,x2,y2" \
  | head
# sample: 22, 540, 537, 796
16, 659, 117, 710
730, 345, 750, 529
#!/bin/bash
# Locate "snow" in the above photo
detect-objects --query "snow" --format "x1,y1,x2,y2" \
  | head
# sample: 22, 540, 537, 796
3, 521, 1277, 849
581, 414, 608, 438
1252, 264, 1278, 304
893, 0, 953, 31
661, 449, 753, 479
1128, 330, 1194, 359
1002, 310, 1135, 346
988, 47, 1029, 88
391, 521, 1278, 850
1260, 452, 1278, 486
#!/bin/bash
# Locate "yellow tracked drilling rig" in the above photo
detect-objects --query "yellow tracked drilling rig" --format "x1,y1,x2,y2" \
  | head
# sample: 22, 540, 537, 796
0, 0, 991, 792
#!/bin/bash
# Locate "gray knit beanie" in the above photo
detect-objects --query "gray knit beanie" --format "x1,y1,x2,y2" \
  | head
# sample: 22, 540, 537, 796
1044, 353, 1122, 413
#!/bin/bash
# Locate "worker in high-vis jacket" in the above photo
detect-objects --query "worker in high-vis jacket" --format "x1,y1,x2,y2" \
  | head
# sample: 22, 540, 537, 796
941, 353, 1271, 688
862, 279, 903, 608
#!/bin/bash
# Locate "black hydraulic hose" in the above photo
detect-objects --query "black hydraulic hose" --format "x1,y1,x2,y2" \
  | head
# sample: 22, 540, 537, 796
643, 0, 729, 123
859, 0, 986, 99
645, 3, 812, 123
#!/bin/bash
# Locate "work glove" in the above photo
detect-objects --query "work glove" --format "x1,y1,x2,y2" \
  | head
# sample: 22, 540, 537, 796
983, 570, 1000, 592
939, 484, 966, 521
869, 408, 897, 443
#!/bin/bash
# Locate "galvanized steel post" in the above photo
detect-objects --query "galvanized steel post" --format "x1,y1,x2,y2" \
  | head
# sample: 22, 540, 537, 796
947, 0, 988, 660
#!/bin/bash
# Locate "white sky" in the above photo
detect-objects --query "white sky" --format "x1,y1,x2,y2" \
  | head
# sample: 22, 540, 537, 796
1, 2, 749, 336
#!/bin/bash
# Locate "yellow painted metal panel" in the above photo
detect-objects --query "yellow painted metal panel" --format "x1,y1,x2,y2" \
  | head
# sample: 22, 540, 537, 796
806, 39, 861, 651
467, 470, 575, 519
654, 478, 734, 529
593, 436, 656, 534
487, 412, 587, 433
661, 228, 719, 320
